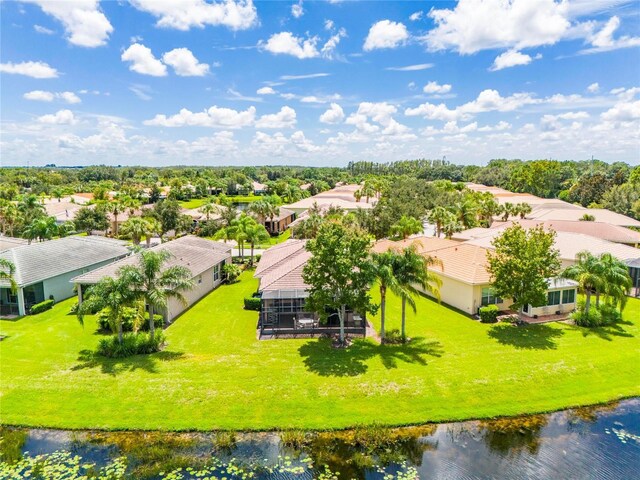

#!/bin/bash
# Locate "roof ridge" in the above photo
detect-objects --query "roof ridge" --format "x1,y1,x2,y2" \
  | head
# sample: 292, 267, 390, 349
259, 250, 310, 290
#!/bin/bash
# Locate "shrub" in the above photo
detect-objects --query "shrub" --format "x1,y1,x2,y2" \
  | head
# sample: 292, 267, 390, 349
29, 299, 54, 315
571, 308, 603, 327
382, 328, 405, 344
479, 304, 499, 323
243, 297, 261, 311
97, 331, 165, 358
598, 303, 623, 324
69, 301, 79, 314
255, 254, 262, 263
97, 307, 163, 333
223, 263, 241, 283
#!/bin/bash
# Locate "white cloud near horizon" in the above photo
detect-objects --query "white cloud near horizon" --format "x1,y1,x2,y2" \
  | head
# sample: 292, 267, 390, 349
24, 90, 81, 104
0, 61, 58, 78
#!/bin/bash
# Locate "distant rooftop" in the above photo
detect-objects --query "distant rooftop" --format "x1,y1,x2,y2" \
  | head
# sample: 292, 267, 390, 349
0, 236, 130, 288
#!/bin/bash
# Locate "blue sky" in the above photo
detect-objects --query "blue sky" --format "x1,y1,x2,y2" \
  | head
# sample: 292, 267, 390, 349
1, 0, 639, 167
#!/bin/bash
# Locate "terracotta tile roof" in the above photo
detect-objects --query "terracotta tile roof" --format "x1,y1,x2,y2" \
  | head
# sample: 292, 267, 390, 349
254, 240, 311, 292
526, 207, 640, 227
428, 243, 493, 284
284, 184, 375, 211
490, 219, 640, 245
372, 236, 459, 254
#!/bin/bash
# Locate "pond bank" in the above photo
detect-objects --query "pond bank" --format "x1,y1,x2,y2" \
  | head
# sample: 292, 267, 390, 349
2, 399, 639, 479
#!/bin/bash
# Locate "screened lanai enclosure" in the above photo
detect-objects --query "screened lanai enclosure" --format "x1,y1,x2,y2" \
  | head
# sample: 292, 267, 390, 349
258, 289, 366, 337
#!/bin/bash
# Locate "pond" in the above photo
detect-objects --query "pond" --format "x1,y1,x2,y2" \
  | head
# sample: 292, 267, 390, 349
1, 399, 638, 479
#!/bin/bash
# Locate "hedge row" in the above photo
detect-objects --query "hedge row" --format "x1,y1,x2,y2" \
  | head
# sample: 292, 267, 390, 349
30, 299, 55, 315
244, 297, 261, 311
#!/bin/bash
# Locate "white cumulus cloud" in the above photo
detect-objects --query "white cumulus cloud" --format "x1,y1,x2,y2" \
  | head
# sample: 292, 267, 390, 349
255, 106, 297, 128
37, 109, 77, 125
587, 82, 600, 93
24, 90, 81, 104
26, 0, 113, 47
319, 103, 344, 124
423, 81, 452, 94
257, 86, 276, 95
0, 61, 58, 78
490, 49, 541, 71
363, 20, 409, 51
144, 106, 257, 128
262, 32, 319, 59
162, 48, 209, 76
121, 43, 167, 76
130, 0, 258, 31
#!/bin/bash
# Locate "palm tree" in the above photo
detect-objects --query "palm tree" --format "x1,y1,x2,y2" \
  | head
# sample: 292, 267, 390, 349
516, 202, 532, 219
0, 258, 18, 294
17, 194, 45, 224
476, 193, 500, 227
499, 202, 516, 222
442, 214, 463, 239
454, 198, 479, 229
58, 221, 76, 237
199, 200, 219, 221
244, 222, 270, 266
390, 215, 423, 240
562, 251, 603, 316
121, 217, 153, 245
598, 253, 632, 311
122, 250, 195, 341
427, 206, 450, 238
76, 269, 139, 344
108, 200, 123, 237
395, 246, 442, 340
23, 216, 57, 243
370, 250, 402, 342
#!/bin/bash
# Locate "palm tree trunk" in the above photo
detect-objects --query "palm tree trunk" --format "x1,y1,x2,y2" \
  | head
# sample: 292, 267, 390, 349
250, 243, 255, 266
401, 296, 407, 341
149, 304, 155, 341
113, 213, 118, 237
585, 291, 591, 316
380, 287, 386, 342
117, 319, 123, 345
595, 292, 600, 308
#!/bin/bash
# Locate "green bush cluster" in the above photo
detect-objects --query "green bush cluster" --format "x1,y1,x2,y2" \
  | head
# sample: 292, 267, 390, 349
243, 297, 261, 311
97, 307, 163, 333
479, 304, 499, 323
97, 332, 166, 358
572, 302, 622, 327
29, 299, 55, 315
382, 328, 405, 344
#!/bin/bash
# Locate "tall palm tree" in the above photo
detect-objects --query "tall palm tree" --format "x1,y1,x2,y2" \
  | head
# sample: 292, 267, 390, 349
23, 216, 57, 243
427, 206, 450, 238
17, 194, 45, 224
122, 250, 195, 341
108, 200, 123, 237
244, 222, 270, 266
0, 258, 18, 294
76, 269, 139, 344
454, 198, 479, 229
370, 250, 402, 342
562, 251, 603, 316
394, 246, 442, 340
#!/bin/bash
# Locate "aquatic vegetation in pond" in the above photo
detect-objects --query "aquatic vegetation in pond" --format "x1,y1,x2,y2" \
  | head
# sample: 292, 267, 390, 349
0, 450, 420, 480
0, 428, 27, 464
477, 414, 548, 456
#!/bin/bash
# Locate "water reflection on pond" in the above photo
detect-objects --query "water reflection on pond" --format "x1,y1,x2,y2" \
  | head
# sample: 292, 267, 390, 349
1, 399, 638, 479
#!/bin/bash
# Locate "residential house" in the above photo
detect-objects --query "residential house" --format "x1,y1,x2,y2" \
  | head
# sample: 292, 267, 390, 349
72, 236, 232, 323
252, 181, 268, 195
263, 207, 296, 235
254, 240, 366, 337
373, 236, 578, 318
0, 236, 130, 317
283, 184, 376, 214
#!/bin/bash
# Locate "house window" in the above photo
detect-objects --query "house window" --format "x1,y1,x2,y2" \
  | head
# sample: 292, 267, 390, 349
197, 275, 202, 284
213, 263, 221, 282
481, 287, 503, 306
547, 291, 561, 306
562, 289, 576, 304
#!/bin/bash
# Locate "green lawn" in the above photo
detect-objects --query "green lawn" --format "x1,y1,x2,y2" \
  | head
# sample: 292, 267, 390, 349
1, 271, 638, 431
179, 196, 262, 210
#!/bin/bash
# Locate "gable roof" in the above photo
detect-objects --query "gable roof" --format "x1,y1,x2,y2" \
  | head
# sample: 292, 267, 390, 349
0, 236, 130, 288
71, 235, 231, 285
254, 240, 311, 292
526, 207, 640, 227
372, 236, 459, 254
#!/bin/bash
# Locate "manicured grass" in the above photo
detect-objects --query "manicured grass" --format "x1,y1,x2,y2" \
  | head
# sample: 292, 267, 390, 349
1, 272, 638, 431
179, 196, 262, 210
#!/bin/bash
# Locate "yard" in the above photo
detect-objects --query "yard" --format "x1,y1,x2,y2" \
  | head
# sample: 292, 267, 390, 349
0, 271, 638, 431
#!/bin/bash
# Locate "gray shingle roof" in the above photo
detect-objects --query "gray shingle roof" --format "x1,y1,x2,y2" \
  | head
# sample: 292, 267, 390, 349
0, 236, 131, 288
71, 235, 232, 285
0, 236, 29, 252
